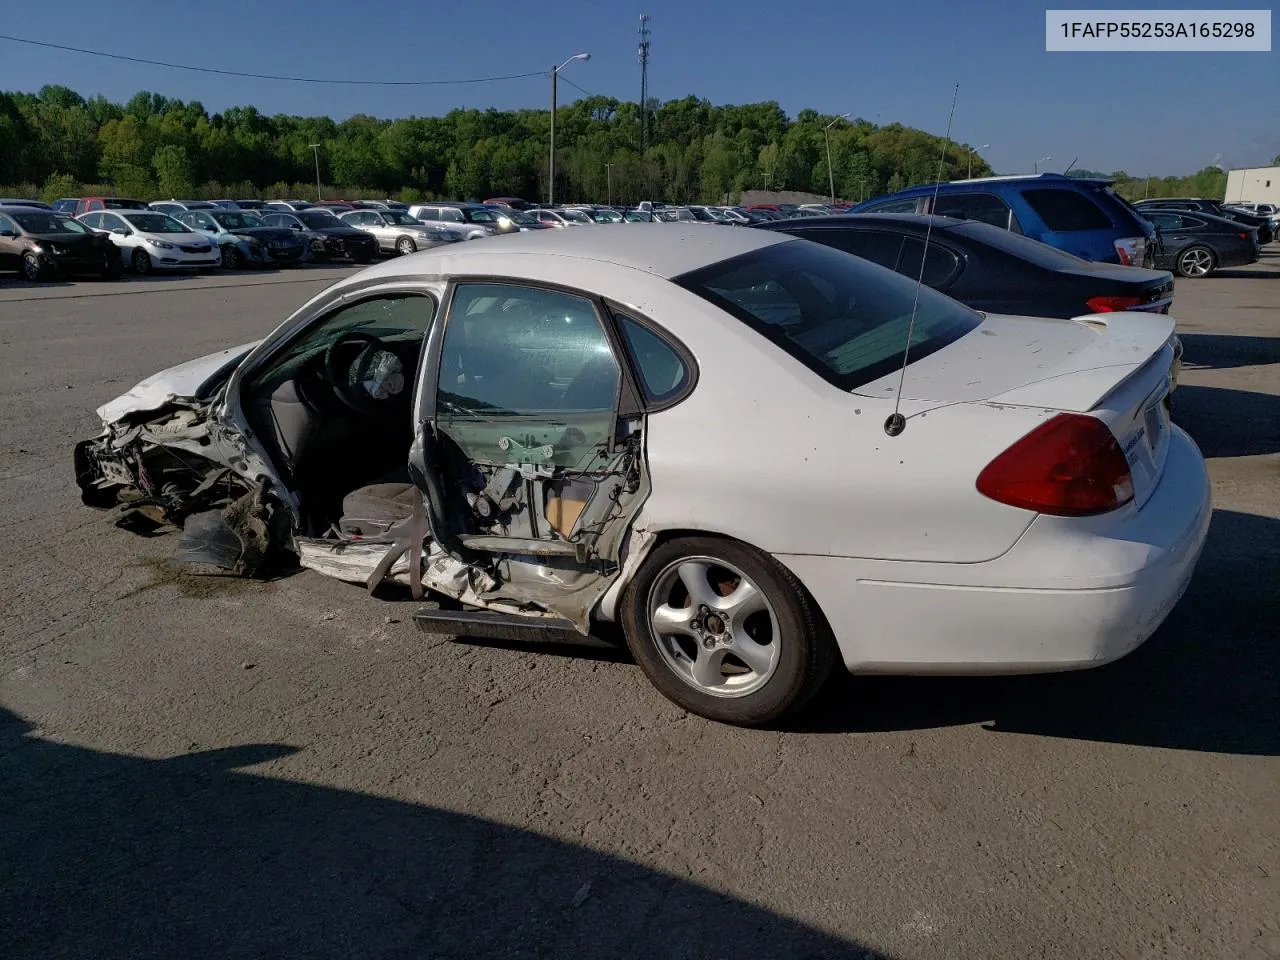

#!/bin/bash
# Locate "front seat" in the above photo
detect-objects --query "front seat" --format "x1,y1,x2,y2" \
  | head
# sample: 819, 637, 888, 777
339, 482, 417, 537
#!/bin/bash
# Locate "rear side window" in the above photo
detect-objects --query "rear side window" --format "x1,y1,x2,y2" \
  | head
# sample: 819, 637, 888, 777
614, 314, 693, 406
1022, 189, 1112, 231
932, 192, 1015, 230
896, 238, 962, 288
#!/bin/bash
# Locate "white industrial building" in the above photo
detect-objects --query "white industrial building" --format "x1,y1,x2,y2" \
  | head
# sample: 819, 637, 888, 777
1224, 166, 1280, 205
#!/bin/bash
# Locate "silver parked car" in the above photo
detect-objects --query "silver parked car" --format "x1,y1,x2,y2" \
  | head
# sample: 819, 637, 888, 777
338, 210, 465, 254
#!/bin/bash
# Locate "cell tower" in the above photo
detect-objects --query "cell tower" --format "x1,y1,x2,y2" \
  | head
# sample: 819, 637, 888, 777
638, 14, 651, 152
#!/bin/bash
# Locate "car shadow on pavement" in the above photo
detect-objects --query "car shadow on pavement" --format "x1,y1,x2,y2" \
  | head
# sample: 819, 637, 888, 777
1177, 333, 1280, 370
799, 509, 1280, 756
0, 707, 888, 960
1173, 384, 1280, 457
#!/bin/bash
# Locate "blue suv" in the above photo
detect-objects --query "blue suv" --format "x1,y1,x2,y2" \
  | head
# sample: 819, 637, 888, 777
851, 173, 1156, 267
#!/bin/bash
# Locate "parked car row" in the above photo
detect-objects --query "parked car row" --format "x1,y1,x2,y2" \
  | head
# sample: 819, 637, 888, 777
0, 200, 471, 281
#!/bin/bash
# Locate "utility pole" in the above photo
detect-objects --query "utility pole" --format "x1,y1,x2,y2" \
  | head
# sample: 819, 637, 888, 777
606, 163, 614, 206
968, 143, 989, 179
309, 144, 322, 201
549, 53, 591, 207
824, 114, 849, 202
638, 14, 651, 153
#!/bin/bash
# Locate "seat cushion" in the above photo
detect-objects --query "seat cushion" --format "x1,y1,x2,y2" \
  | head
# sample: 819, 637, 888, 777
339, 483, 418, 537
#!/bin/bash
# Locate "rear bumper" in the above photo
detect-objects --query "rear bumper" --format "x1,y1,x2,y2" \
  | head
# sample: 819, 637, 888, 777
779, 427, 1211, 675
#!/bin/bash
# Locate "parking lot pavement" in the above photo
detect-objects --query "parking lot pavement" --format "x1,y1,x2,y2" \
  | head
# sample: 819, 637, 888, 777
1, 254, 1277, 959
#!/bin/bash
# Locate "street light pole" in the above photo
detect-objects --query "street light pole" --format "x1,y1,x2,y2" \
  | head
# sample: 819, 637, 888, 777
549, 52, 591, 207
309, 144, 322, 201
606, 163, 614, 206
824, 113, 850, 202
968, 143, 990, 179
1035, 155, 1052, 174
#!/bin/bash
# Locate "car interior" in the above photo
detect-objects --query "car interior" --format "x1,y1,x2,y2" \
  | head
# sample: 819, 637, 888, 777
244, 294, 435, 536
242, 285, 635, 552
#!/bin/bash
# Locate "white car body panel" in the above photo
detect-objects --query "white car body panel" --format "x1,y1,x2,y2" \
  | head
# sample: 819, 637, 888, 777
96, 342, 260, 422
85, 226, 1210, 678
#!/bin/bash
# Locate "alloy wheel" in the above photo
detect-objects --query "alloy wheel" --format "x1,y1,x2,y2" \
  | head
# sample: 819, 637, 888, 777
646, 555, 781, 698
1178, 247, 1214, 277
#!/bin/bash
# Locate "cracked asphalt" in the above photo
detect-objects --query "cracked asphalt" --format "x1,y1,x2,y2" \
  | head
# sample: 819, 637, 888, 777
1, 254, 1277, 959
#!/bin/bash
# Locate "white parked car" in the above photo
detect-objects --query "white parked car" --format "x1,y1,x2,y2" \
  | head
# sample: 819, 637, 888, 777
77, 210, 221, 273
74, 226, 1209, 725
338, 209, 465, 254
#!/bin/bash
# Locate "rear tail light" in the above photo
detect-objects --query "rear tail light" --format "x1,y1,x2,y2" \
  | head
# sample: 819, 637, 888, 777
976, 413, 1134, 516
1113, 236, 1145, 266
1238, 232, 1251, 240
1086, 295, 1142, 313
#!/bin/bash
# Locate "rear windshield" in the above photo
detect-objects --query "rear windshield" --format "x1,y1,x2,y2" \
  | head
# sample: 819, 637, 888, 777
949, 219, 1088, 268
103, 198, 149, 210
1022, 188, 1112, 231
675, 238, 981, 390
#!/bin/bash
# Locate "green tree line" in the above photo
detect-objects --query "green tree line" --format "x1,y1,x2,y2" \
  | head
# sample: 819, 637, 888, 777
1066, 167, 1240, 202
0, 84, 995, 203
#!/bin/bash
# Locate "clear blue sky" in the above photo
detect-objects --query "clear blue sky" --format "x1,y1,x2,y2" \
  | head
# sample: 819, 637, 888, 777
1, 0, 1275, 175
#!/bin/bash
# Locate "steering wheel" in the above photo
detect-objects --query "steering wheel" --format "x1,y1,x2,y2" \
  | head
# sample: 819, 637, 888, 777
323, 330, 400, 414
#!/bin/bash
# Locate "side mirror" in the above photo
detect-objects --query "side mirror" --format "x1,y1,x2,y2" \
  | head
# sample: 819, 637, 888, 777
291, 223, 303, 231
0, 229, 16, 238
111, 227, 130, 236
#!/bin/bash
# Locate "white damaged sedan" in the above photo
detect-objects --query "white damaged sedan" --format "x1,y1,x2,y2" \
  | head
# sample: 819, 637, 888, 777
75, 226, 1210, 725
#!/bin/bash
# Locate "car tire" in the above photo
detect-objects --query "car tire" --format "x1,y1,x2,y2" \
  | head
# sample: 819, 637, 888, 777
1175, 245, 1216, 278
21, 251, 46, 282
131, 248, 153, 275
221, 244, 242, 270
395, 236, 416, 256
620, 536, 835, 726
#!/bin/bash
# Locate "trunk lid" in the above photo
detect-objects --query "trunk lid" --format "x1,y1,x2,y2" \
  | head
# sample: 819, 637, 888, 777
857, 312, 1175, 409
858, 311, 1178, 509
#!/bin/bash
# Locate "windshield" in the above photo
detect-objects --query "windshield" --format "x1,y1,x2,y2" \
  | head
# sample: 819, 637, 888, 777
462, 207, 497, 223
591, 209, 624, 222
104, 198, 149, 210
382, 211, 420, 225
689, 207, 716, 222
211, 211, 264, 230
299, 211, 340, 229
676, 238, 981, 390
501, 210, 536, 225
122, 212, 189, 233
561, 209, 592, 223
13, 212, 90, 234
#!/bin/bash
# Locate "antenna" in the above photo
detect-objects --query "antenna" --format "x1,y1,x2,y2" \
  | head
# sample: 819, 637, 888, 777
1064, 156, 1078, 176
638, 14, 651, 153
884, 83, 960, 438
